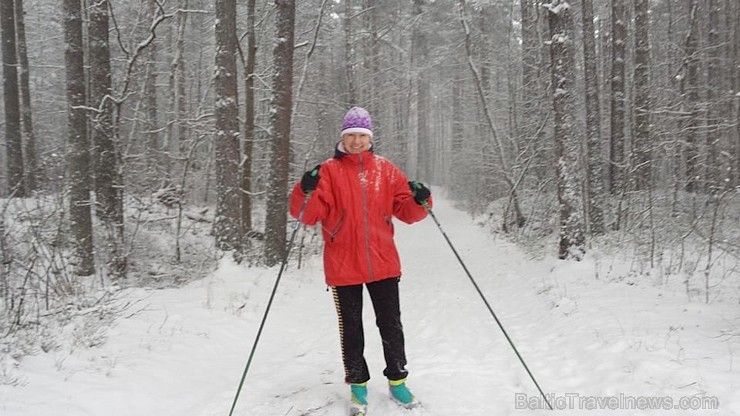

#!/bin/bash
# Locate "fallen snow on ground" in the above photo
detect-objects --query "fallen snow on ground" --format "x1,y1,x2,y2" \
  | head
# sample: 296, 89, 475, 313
1, 196, 738, 416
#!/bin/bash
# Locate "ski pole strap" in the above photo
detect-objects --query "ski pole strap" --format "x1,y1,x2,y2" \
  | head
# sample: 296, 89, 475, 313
423, 205, 553, 411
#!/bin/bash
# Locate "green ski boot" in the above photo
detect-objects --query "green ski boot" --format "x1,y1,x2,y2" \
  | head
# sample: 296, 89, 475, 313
350, 382, 368, 416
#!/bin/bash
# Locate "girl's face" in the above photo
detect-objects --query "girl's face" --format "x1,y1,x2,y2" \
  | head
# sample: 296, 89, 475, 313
342, 132, 371, 154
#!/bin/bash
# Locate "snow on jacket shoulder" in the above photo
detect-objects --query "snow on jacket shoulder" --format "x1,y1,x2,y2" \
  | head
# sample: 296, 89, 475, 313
289, 148, 430, 287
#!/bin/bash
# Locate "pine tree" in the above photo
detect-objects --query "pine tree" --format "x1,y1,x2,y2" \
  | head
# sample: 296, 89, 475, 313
14, 0, 37, 193
241, 0, 257, 233
581, 0, 606, 235
63, 0, 95, 275
609, 0, 627, 195
264, 0, 296, 265
547, 0, 586, 260
1, 0, 25, 197
683, 0, 700, 193
632, 0, 651, 191
214, 0, 242, 252
89, 0, 121, 226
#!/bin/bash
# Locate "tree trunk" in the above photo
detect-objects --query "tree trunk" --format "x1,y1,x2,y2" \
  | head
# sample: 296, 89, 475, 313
366, 0, 381, 145
632, 0, 651, 191
63, 0, 95, 276
724, 0, 738, 189
609, 0, 627, 195
214, 0, 241, 252
1, 0, 25, 197
683, 0, 700, 193
458, 0, 526, 228
451, 76, 464, 200
14, 0, 37, 193
704, 0, 721, 193
166, 1, 189, 183
344, 0, 357, 105
599, 6, 610, 146
89, 1, 119, 224
734, 0, 740, 187
241, 0, 256, 233
547, 0, 586, 260
174, 1, 188, 155
581, 0, 605, 235
89, 0, 125, 276
144, 0, 160, 179
264, 0, 296, 265
520, 0, 542, 176
520, 0, 549, 183
413, 0, 431, 183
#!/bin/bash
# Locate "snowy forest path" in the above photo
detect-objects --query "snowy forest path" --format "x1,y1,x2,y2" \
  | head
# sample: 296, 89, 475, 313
232, 195, 562, 415
2, 194, 738, 416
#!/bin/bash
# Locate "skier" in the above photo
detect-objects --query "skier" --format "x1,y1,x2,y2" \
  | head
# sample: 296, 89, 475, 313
289, 106, 432, 415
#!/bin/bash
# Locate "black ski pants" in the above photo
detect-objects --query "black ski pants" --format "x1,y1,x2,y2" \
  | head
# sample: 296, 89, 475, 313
331, 277, 408, 384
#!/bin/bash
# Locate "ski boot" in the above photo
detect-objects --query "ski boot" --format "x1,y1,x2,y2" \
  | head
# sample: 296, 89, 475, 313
350, 382, 368, 416
389, 378, 419, 409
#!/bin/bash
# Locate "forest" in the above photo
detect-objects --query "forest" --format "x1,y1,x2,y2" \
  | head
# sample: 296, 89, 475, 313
1, 0, 739, 359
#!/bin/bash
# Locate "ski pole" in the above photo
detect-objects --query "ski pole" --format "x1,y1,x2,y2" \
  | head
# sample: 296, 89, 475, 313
228, 194, 312, 416
422, 203, 554, 411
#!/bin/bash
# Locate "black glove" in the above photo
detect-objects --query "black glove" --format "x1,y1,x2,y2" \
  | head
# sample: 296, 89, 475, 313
408, 181, 430, 205
301, 164, 321, 193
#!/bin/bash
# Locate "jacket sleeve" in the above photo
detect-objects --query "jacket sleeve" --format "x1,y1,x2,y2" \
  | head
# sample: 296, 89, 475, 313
289, 168, 332, 226
390, 165, 432, 224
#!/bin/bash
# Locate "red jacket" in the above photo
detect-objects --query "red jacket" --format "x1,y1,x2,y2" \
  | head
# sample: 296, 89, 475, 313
289, 147, 430, 286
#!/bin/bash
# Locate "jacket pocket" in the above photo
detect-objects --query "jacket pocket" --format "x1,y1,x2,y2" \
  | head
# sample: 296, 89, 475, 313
325, 210, 346, 243
383, 214, 394, 234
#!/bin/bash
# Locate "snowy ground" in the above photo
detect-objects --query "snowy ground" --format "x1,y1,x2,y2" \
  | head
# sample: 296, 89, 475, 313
1, 196, 738, 416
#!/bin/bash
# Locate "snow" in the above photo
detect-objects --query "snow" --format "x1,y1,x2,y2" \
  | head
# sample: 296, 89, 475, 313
1, 195, 739, 415
546, 1, 571, 14
552, 34, 569, 44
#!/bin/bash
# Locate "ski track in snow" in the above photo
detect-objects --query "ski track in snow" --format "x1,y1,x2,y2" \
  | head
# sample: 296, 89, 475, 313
1, 196, 739, 416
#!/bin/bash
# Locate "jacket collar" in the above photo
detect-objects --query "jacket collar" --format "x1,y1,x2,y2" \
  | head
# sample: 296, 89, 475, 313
334, 141, 375, 162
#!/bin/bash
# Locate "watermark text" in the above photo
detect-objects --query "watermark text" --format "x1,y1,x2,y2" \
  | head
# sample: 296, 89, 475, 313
515, 393, 720, 411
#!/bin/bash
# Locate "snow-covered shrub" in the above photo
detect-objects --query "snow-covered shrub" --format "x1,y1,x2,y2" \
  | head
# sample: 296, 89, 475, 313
478, 187, 740, 303
0, 191, 219, 360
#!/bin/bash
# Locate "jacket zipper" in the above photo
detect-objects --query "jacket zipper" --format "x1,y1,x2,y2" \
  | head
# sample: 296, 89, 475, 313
359, 152, 375, 281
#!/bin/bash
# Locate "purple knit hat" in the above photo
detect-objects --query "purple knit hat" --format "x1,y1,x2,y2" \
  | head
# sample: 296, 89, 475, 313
340, 107, 373, 138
